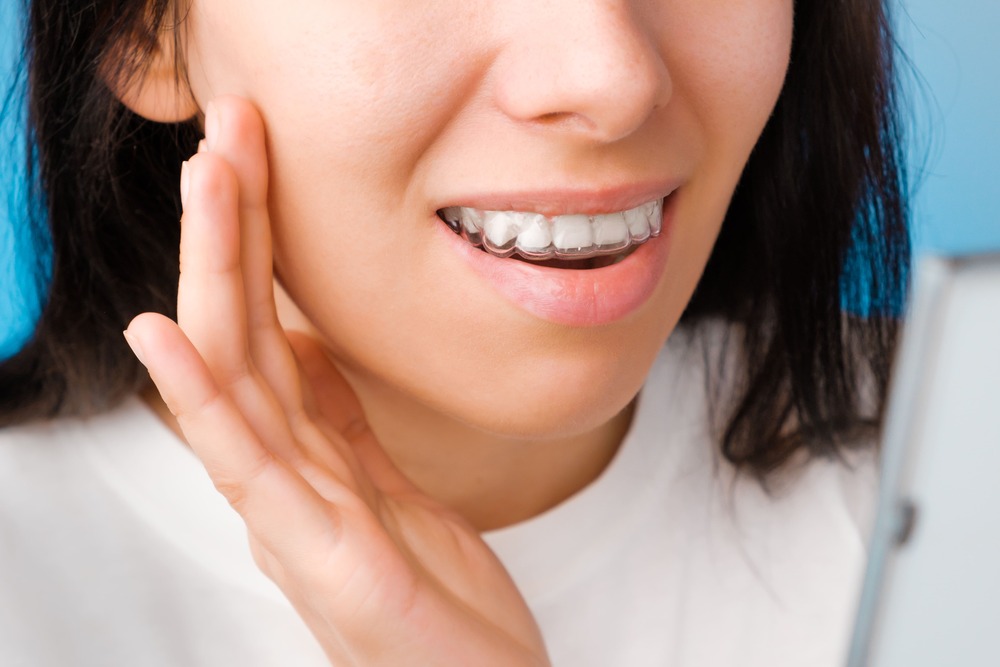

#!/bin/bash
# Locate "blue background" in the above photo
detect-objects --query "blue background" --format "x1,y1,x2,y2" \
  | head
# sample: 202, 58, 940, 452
1, 0, 998, 358
0, 0, 36, 359
897, 0, 1000, 253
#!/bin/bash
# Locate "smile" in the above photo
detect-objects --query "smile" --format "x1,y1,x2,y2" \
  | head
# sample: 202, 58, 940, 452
435, 188, 678, 326
437, 199, 663, 264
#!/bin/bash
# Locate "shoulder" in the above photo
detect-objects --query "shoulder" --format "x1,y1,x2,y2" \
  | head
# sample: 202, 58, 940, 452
622, 324, 881, 588
0, 397, 158, 530
650, 319, 881, 599
518, 323, 879, 665
658, 326, 879, 662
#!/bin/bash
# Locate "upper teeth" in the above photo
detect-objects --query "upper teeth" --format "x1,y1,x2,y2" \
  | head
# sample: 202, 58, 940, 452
440, 200, 663, 260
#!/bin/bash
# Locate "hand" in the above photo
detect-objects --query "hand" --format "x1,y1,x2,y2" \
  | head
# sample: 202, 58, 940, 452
124, 96, 549, 667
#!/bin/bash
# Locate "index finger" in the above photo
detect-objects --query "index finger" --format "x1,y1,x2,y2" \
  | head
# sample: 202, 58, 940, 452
124, 313, 343, 556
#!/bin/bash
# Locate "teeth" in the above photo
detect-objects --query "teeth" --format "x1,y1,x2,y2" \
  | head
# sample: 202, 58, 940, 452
439, 198, 663, 261
441, 207, 483, 245
482, 211, 523, 256
551, 215, 594, 255
461, 208, 485, 245
643, 200, 662, 236
591, 212, 629, 252
516, 213, 554, 259
623, 207, 650, 243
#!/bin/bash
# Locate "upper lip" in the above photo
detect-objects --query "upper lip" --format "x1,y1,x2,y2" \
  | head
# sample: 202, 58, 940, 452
435, 180, 681, 217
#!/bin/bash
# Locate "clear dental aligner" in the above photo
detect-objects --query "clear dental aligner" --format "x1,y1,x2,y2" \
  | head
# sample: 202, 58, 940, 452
439, 199, 663, 261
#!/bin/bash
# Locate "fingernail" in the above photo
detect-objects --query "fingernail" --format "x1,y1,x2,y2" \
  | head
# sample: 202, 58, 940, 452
205, 101, 220, 150
180, 160, 190, 208
123, 330, 148, 367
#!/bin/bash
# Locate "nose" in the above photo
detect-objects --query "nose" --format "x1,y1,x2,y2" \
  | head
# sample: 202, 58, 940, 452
492, 1, 672, 144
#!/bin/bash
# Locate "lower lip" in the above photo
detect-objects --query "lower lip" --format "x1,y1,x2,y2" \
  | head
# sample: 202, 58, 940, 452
439, 195, 675, 327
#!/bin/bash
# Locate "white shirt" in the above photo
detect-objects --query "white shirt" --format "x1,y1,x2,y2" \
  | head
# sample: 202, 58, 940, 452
0, 330, 877, 666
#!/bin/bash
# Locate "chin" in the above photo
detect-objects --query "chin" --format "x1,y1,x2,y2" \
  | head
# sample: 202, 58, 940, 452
436, 339, 660, 441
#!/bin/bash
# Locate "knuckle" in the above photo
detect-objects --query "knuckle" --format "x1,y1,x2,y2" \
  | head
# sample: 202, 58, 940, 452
213, 477, 251, 512
213, 448, 277, 513
216, 358, 255, 392
172, 382, 226, 426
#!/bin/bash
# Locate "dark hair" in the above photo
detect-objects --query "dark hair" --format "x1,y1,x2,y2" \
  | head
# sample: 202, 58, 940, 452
1, 0, 199, 417
1, 0, 909, 478
683, 0, 910, 476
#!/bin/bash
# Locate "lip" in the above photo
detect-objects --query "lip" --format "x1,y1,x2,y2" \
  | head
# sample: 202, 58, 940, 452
436, 180, 681, 217
438, 189, 678, 327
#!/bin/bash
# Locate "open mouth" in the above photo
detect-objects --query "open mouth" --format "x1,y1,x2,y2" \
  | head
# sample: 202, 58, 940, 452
436, 198, 664, 270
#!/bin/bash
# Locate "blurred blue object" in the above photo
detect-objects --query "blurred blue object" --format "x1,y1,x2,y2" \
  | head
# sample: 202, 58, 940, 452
0, 0, 998, 359
898, 0, 1000, 254
0, 0, 46, 360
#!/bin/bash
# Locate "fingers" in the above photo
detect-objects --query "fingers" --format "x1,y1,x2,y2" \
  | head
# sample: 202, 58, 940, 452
125, 317, 427, 663
203, 97, 303, 401
200, 96, 305, 418
176, 152, 247, 374
170, 95, 399, 504
177, 150, 303, 463
288, 333, 420, 496
286, 331, 368, 437
124, 313, 342, 560
178, 96, 309, 464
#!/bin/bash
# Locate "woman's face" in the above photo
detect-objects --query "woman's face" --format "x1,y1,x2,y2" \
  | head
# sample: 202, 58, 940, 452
180, 0, 793, 439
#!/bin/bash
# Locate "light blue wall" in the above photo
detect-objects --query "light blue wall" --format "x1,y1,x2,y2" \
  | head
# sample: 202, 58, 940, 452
0, 0, 41, 359
898, 0, 1000, 254
1, 1, 998, 357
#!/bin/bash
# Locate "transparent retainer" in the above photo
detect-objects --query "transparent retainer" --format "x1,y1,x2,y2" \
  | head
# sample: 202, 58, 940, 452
439, 200, 663, 261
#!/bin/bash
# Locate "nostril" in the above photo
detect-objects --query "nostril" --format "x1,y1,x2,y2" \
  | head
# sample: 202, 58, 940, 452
530, 111, 599, 136
535, 111, 572, 124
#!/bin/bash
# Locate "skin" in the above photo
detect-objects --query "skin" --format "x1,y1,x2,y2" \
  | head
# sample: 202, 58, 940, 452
122, 0, 793, 662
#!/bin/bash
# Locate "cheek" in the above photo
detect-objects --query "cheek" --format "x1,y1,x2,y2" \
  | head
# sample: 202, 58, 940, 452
279, 7, 484, 162
187, 0, 486, 177
654, 0, 793, 254
186, 0, 495, 303
665, 0, 794, 155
